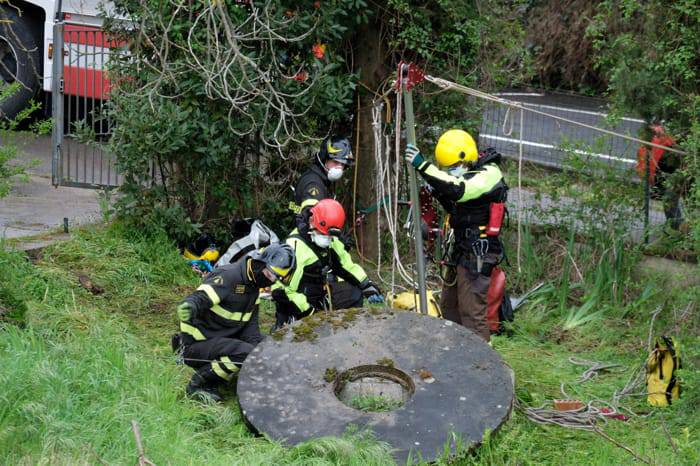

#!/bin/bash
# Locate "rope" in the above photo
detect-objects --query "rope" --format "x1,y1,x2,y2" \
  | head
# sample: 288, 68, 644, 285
519, 307, 664, 431
517, 108, 524, 273
517, 399, 615, 430
369, 97, 416, 291
569, 357, 625, 383
560, 357, 625, 399
424, 75, 689, 156
502, 106, 514, 136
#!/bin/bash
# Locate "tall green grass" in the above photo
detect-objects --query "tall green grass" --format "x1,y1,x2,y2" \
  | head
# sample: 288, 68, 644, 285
0, 225, 395, 465
1, 223, 698, 465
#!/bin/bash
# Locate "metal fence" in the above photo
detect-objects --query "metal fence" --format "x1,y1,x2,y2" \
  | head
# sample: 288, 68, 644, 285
477, 91, 668, 232
52, 20, 122, 188
479, 92, 645, 171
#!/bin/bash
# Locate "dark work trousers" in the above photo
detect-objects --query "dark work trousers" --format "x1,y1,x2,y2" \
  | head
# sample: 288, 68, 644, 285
182, 316, 262, 385
274, 281, 363, 327
440, 261, 494, 342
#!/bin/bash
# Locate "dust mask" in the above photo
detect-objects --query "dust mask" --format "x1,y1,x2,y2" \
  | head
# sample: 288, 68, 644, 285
327, 167, 344, 182
447, 165, 467, 177
310, 231, 332, 248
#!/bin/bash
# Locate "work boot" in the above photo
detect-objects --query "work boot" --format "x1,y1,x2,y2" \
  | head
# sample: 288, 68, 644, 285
186, 372, 222, 403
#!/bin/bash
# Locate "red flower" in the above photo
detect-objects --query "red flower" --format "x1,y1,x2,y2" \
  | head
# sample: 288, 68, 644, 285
313, 1, 321, 8
312, 43, 326, 59
293, 70, 308, 82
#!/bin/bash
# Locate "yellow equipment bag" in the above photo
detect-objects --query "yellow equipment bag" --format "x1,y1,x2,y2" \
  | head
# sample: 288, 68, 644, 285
388, 291, 442, 318
645, 336, 681, 407
183, 247, 220, 262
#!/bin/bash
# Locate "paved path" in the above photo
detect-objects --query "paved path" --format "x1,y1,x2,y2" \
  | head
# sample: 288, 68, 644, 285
507, 187, 665, 242
479, 91, 644, 172
0, 134, 102, 239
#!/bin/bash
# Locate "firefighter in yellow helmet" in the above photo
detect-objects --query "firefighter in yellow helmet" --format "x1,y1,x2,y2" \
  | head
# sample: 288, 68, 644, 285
405, 130, 508, 342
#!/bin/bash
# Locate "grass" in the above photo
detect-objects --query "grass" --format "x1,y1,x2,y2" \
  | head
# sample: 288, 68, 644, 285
349, 395, 403, 413
1, 222, 699, 465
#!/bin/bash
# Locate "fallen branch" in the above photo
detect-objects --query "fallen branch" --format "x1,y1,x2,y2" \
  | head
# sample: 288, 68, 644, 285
592, 426, 652, 465
660, 416, 679, 455
131, 420, 156, 466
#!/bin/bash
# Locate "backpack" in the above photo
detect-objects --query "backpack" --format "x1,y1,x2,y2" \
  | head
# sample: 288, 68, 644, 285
486, 267, 514, 335
646, 336, 681, 406
215, 219, 279, 268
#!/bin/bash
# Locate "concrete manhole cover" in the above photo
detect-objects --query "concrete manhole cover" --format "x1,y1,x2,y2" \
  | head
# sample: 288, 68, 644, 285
238, 308, 514, 463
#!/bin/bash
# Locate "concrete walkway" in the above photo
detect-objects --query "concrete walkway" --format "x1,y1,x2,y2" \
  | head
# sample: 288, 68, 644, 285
0, 134, 102, 240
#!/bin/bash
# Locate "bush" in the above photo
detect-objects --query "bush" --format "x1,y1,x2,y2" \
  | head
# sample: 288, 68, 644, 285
589, 0, 700, 253
0, 83, 47, 198
104, 1, 366, 244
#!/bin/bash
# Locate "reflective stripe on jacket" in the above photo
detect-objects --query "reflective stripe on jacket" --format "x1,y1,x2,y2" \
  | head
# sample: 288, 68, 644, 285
180, 259, 260, 341
271, 229, 367, 315
290, 164, 331, 213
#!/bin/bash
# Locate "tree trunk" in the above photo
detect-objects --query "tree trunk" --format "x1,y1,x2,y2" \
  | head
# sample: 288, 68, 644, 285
353, 7, 388, 263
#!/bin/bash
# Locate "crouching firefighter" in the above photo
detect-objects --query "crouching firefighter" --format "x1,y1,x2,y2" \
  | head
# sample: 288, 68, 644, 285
173, 243, 295, 401
405, 129, 508, 342
272, 199, 383, 331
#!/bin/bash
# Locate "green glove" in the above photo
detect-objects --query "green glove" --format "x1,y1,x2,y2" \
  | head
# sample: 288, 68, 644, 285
177, 302, 193, 322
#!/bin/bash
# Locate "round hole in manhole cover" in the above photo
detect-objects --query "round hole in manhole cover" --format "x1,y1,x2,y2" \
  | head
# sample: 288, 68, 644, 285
333, 364, 415, 413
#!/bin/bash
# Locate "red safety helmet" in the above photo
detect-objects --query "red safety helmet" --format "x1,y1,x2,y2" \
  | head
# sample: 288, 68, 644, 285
309, 199, 346, 235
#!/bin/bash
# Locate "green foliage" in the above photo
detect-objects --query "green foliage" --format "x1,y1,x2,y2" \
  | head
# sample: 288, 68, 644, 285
2, 223, 698, 464
0, 83, 47, 198
105, 1, 366, 244
384, 0, 532, 137
104, 1, 533, 244
589, 0, 700, 253
0, 223, 397, 464
0, 241, 30, 325
349, 394, 403, 412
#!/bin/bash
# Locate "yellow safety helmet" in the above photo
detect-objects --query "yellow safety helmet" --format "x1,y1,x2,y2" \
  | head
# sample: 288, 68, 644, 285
435, 129, 478, 167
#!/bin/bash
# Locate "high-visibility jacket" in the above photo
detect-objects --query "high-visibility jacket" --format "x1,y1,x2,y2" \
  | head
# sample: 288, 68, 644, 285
636, 133, 676, 184
289, 164, 331, 214
180, 259, 260, 342
415, 151, 508, 250
271, 228, 367, 316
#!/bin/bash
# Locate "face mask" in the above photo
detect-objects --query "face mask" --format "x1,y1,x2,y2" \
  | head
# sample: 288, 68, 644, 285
447, 166, 467, 177
250, 260, 275, 288
327, 166, 344, 182
310, 232, 332, 248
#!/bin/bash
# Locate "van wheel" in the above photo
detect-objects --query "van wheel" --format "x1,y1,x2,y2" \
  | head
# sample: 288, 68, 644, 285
0, 5, 42, 120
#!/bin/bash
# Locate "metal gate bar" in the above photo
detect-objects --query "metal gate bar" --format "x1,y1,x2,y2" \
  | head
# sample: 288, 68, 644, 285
52, 19, 121, 189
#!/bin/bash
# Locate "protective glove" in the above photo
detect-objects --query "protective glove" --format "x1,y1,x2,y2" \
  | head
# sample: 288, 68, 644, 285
176, 302, 194, 322
360, 279, 384, 303
404, 144, 425, 168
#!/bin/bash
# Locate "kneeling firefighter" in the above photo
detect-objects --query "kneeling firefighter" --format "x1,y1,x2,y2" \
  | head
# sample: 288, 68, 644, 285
272, 199, 383, 330
405, 130, 508, 342
174, 243, 295, 401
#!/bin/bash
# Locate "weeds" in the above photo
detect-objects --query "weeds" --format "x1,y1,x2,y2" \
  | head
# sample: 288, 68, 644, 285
0, 222, 698, 464
349, 395, 403, 413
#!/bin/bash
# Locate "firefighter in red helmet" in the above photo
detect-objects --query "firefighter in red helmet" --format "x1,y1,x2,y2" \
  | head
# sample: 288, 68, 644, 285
271, 199, 382, 330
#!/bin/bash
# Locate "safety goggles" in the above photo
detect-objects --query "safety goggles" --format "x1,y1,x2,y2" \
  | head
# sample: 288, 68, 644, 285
268, 265, 293, 285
